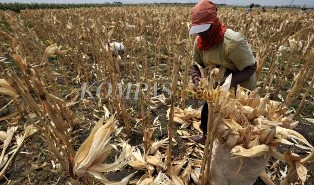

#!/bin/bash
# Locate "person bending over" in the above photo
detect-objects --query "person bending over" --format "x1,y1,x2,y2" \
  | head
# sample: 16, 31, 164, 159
189, 0, 257, 144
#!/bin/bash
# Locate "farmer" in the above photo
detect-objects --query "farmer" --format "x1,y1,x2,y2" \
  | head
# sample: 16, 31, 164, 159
189, 0, 257, 144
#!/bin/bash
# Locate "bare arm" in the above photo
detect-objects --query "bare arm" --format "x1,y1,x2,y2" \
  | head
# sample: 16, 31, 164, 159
191, 39, 205, 88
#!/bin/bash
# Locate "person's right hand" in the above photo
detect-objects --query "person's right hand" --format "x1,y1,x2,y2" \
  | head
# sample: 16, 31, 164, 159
191, 64, 202, 91
193, 77, 200, 91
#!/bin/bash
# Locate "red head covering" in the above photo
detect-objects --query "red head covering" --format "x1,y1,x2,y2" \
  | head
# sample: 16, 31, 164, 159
191, 0, 227, 50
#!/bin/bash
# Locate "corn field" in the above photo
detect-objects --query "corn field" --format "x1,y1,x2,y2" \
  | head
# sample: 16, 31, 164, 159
0, 5, 313, 185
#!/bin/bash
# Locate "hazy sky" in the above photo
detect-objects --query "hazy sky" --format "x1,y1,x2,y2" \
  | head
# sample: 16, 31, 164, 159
1, 0, 314, 7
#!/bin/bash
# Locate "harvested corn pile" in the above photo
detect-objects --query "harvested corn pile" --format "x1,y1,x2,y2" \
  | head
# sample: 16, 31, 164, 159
168, 74, 313, 184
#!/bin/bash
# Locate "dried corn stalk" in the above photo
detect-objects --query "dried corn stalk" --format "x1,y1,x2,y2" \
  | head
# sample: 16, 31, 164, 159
0, 125, 37, 180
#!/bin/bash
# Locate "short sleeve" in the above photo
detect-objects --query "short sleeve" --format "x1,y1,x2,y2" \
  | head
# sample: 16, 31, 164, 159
192, 39, 205, 67
228, 37, 255, 71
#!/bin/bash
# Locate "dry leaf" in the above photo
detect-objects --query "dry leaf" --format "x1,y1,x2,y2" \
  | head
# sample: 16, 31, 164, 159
296, 162, 307, 185
231, 144, 269, 157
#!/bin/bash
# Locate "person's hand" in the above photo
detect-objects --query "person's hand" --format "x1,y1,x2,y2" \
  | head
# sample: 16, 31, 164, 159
191, 64, 202, 91
193, 77, 200, 91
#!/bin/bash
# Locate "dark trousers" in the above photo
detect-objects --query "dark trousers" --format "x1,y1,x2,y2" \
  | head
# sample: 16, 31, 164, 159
201, 102, 209, 135
200, 87, 238, 135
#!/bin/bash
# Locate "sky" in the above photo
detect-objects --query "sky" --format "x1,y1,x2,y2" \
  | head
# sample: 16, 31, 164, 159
1, 0, 314, 7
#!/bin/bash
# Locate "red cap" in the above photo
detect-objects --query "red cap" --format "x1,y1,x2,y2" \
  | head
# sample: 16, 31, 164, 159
189, 0, 218, 34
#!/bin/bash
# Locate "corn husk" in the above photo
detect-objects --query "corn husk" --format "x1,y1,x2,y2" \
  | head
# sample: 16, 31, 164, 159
167, 107, 201, 129
153, 172, 172, 185
148, 138, 168, 155
74, 115, 129, 184
44, 43, 59, 57
0, 79, 18, 97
